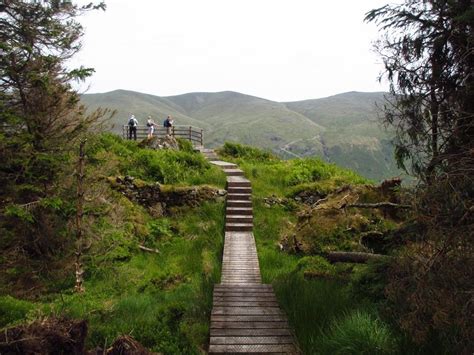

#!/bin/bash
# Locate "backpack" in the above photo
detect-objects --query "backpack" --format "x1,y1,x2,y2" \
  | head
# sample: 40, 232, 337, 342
128, 118, 135, 127
163, 119, 168, 127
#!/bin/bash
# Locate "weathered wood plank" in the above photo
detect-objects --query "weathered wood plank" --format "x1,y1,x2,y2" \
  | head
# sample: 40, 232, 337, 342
210, 336, 295, 345
211, 315, 288, 322
210, 321, 290, 329
208, 344, 297, 353
214, 290, 274, 297
214, 285, 272, 290
213, 295, 277, 301
213, 301, 280, 307
210, 328, 292, 337
212, 307, 284, 315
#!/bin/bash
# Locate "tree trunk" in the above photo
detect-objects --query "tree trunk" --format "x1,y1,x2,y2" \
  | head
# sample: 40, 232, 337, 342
74, 140, 86, 293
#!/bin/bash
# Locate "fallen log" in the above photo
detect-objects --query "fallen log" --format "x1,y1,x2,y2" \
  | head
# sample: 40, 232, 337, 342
324, 251, 391, 264
347, 202, 411, 209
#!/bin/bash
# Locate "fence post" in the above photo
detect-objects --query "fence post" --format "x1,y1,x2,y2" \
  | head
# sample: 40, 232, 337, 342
200, 129, 203, 146
172, 125, 175, 137
189, 126, 192, 143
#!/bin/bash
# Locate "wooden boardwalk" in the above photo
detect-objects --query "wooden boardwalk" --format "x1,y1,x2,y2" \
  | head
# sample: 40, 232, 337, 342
202, 149, 298, 354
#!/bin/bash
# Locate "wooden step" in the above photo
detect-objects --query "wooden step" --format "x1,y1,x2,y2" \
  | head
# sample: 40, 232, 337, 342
225, 223, 253, 232
223, 169, 245, 176
226, 207, 253, 216
226, 215, 253, 223
227, 187, 252, 194
227, 176, 251, 188
227, 200, 252, 208
227, 193, 251, 201
210, 161, 237, 169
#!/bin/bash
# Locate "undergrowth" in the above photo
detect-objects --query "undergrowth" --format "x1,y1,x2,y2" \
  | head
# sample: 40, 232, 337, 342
0, 133, 226, 353
1, 140, 446, 354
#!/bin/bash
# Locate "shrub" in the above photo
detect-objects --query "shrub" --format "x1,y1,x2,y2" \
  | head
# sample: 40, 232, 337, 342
285, 159, 326, 185
176, 138, 194, 153
218, 142, 276, 161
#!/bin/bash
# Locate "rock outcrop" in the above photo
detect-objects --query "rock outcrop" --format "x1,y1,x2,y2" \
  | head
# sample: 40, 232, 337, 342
138, 135, 180, 150
109, 176, 226, 216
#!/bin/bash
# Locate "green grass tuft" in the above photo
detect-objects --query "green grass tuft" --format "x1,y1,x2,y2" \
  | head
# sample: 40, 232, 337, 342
0, 295, 36, 327
318, 310, 396, 354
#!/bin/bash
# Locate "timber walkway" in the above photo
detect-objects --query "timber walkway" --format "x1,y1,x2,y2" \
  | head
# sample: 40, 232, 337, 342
201, 149, 298, 354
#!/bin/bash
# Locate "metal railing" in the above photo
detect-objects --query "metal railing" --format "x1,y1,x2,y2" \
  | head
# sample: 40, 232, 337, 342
122, 125, 203, 146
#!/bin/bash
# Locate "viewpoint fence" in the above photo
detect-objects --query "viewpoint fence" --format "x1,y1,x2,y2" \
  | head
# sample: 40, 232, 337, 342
122, 125, 203, 146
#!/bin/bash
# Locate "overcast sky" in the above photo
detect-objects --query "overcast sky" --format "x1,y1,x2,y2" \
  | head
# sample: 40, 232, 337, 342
74, 0, 396, 102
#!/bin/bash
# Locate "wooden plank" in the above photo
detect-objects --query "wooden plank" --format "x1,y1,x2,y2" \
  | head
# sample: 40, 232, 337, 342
212, 307, 284, 316
211, 315, 288, 322
210, 321, 290, 329
213, 301, 280, 307
210, 328, 292, 337
210, 161, 237, 167
213, 290, 275, 295
213, 297, 278, 303
213, 294, 276, 299
221, 276, 261, 279
208, 344, 297, 353
227, 176, 251, 183
214, 284, 272, 290
210, 336, 294, 345
220, 279, 262, 282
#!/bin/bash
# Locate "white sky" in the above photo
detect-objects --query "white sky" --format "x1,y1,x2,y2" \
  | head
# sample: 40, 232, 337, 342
74, 0, 395, 102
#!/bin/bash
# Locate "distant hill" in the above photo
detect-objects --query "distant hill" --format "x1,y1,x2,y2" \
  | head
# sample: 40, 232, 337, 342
82, 90, 401, 180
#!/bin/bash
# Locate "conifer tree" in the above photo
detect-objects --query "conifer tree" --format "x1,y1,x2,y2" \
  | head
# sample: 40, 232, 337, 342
365, 0, 473, 182
366, 1, 473, 350
0, 0, 106, 197
0, 1, 107, 256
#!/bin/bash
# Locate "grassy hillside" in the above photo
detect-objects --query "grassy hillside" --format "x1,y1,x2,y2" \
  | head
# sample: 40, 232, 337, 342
82, 90, 402, 181
0, 140, 451, 354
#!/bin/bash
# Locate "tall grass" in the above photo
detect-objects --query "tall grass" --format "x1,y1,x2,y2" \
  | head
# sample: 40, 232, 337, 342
273, 273, 397, 354
11, 196, 225, 354
318, 310, 396, 354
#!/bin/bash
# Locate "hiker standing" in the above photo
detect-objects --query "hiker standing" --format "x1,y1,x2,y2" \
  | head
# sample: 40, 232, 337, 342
164, 115, 174, 135
128, 114, 138, 140
146, 116, 155, 139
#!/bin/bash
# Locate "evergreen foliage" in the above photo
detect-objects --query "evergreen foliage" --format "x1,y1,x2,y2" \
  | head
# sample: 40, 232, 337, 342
0, 0, 110, 259
366, 1, 473, 351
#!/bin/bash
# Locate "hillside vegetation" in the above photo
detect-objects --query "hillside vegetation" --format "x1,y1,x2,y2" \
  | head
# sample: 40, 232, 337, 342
0, 134, 227, 353
82, 90, 401, 180
1, 139, 468, 354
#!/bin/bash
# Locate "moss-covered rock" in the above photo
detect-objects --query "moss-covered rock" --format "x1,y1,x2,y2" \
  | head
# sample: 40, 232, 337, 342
108, 176, 225, 215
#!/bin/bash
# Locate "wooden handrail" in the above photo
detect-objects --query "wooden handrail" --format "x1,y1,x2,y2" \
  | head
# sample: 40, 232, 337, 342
122, 125, 203, 146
